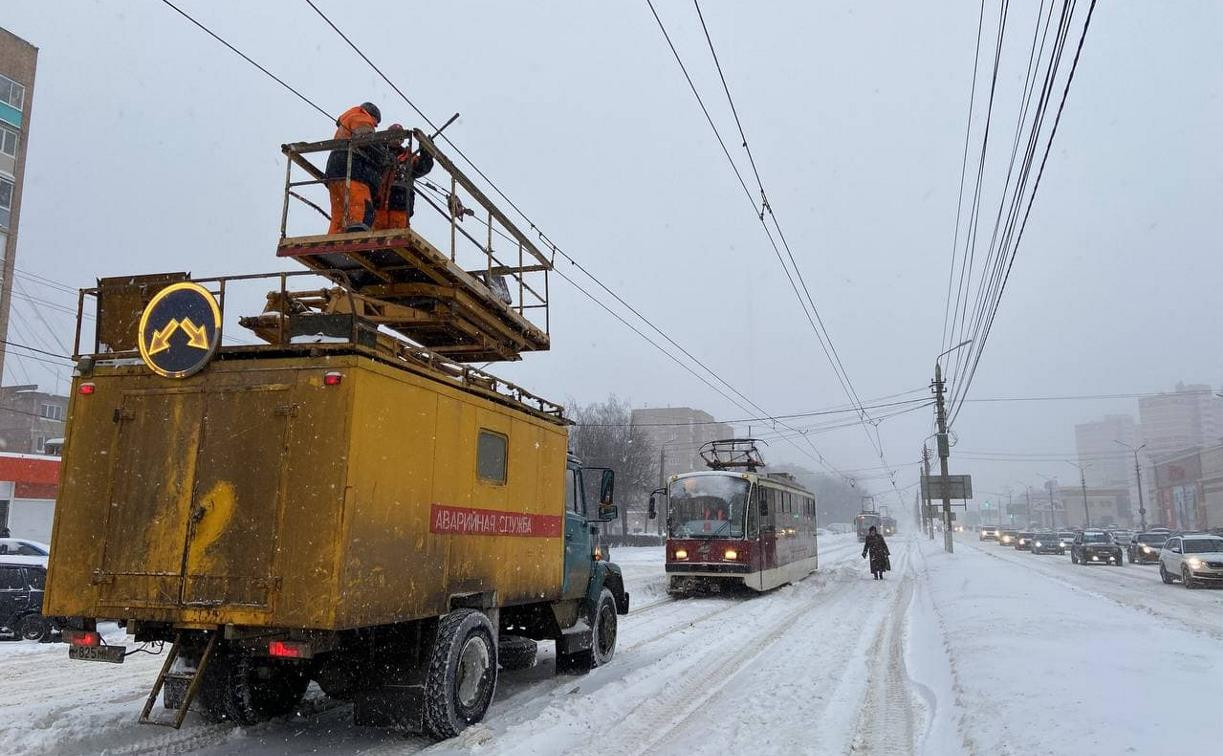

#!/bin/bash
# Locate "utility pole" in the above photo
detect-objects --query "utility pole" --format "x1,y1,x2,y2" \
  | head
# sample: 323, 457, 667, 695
1048, 481, 1057, 530
933, 362, 953, 553
1025, 485, 1032, 526
657, 445, 666, 536
1116, 440, 1148, 531
922, 445, 934, 539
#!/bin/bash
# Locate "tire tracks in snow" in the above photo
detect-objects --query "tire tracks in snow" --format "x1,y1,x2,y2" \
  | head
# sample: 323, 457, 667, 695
849, 542, 918, 755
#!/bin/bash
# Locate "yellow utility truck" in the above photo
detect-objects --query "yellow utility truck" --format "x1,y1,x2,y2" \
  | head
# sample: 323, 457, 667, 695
43, 129, 629, 738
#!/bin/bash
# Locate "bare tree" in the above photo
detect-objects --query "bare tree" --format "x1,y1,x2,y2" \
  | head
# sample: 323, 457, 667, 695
568, 395, 658, 535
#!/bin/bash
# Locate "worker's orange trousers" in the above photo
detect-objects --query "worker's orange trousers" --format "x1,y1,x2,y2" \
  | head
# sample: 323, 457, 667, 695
327, 181, 375, 234
373, 208, 410, 231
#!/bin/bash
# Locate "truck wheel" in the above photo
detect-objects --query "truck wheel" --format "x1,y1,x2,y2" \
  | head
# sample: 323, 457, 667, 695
199, 648, 309, 725
17, 614, 51, 642
557, 588, 618, 674
497, 635, 537, 672
423, 609, 498, 740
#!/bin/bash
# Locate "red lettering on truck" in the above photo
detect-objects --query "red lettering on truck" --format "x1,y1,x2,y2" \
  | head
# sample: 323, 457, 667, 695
430, 504, 562, 537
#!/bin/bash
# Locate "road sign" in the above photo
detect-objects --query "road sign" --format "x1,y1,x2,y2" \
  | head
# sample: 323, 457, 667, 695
921, 474, 973, 501
137, 282, 221, 378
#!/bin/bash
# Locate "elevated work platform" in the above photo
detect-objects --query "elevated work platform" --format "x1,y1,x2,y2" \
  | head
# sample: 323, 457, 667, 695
276, 128, 553, 363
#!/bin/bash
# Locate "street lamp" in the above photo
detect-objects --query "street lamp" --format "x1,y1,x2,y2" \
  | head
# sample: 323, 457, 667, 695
1064, 460, 1091, 528
932, 340, 972, 554
1115, 440, 1148, 531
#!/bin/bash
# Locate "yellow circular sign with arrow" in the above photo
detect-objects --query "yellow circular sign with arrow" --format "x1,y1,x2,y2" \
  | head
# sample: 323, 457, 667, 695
137, 282, 222, 378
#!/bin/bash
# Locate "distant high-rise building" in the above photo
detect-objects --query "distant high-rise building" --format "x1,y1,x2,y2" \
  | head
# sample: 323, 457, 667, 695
630, 406, 734, 485
0, 28, 37, 383
1138, 383, 1223, 459
1075, 414, 1137, 487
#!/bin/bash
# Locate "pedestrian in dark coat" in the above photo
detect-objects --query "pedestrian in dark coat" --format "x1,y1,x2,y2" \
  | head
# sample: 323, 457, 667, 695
861, 526, 891, 580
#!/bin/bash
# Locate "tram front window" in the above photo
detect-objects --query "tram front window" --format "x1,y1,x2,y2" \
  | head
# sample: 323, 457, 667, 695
667, 476, 750, 538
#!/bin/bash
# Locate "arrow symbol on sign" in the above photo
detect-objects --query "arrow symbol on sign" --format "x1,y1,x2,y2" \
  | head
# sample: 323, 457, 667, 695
148, 319, 180, 355
180, 318, 210, 350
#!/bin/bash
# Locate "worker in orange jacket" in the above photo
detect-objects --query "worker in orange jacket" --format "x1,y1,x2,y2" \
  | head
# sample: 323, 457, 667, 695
325, 102, 383, 234
373, 138, 434, 231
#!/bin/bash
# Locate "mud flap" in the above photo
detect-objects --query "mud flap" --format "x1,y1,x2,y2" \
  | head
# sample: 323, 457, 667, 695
353, 683, 425, 731
556, 620, 593, 656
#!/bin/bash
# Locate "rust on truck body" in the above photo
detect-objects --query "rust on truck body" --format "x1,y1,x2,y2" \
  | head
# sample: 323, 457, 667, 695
45, 351, 568, 631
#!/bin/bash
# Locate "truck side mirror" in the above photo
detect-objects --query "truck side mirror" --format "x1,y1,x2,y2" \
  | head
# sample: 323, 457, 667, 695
597, 469, 616, 522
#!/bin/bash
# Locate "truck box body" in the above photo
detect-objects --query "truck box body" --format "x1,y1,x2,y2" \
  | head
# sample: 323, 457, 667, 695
44, 352, 569, 631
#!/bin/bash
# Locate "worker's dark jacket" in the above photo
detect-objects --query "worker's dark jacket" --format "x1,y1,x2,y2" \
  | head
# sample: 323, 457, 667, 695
862, 533, 891, 573
386, 151, 434, 213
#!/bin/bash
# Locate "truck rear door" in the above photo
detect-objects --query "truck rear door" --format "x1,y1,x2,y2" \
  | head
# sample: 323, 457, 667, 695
182, 384, 293, 607
98, 389, 205, 609
96, 383, 294, 610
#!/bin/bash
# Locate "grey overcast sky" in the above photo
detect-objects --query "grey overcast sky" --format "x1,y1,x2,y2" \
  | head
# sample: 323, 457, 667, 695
4, 1, 1221, 506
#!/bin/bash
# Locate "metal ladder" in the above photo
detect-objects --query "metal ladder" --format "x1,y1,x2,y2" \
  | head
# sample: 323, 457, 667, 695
138, 632, 218, 728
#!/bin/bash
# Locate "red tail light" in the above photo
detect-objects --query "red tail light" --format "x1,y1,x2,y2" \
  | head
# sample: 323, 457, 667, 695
78, 383, 96, 395
67, 630, 102, 647
323, 372, 342, 386
268, 640, 310, 659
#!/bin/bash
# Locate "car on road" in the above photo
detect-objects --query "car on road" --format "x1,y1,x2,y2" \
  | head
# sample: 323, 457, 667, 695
980, 526, 1000, 541
0, 538, 50, 567
1070, 531, 1124, 566
1056, 531, 1076, 552
1015, 531, 1035, 551
1109, 530, 1134, 547
999, 530, 1019, 546
1158, 534, 1223, 588
0, 560, 55, 641
1127, 532, 1169, 564
1030, 532, 1064, 555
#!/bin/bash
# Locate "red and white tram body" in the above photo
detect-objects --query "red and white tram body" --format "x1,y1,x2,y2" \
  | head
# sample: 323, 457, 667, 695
665, 471, 819, 593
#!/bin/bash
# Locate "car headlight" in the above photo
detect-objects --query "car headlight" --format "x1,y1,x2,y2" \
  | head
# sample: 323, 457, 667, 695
674, 549, 688, 560
1187, 558, 1204, 569
724, 549, 738, 560
1142, 546, 1152, 553
1034, 542, 1042, 547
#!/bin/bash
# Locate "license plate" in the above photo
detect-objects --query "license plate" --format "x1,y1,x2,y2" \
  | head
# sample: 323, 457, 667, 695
69, 644, 126, 664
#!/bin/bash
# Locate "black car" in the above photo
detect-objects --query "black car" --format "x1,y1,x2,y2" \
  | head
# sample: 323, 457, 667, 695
1127, 532, 1169, 564
1030, 532, 1064, 554
1070, 531, 1123, 566
1014, 531, 1035, 551
999, 530, 1020, 547
0, 561, 55, 641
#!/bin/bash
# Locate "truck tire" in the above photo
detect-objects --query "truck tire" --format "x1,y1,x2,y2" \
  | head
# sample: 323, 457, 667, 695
198, 648, 309, 725
557, 588, 617, 674
17, 614, 51, 642
423, 609, 498, 740
497, 635, 537, 671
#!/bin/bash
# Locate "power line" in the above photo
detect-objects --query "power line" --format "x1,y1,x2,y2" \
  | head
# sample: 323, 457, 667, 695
301, 0, 857, 481
650, 1, 901, 497
158, 0, 332, 122
949, 0, 1099, 426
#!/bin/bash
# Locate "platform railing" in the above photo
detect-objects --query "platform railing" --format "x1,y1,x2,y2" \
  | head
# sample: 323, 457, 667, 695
72, 270, 564, 421
278, 128, 551, 334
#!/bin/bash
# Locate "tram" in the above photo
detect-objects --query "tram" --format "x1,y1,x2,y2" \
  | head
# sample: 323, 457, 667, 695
881, 516, 898, 536
855, 511, 882, 542
651, 440, 819, 594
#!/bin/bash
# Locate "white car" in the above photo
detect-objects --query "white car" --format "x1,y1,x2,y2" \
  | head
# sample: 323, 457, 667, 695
0, 538, 50, 567
1158, 534, 1223, 588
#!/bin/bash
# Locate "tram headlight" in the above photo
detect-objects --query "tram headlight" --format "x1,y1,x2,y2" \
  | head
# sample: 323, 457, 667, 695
674, 549, 688, 560
724, 549, 738, 560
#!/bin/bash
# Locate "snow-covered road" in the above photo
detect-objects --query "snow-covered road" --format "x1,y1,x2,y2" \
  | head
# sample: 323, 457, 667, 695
2, 532, 1218, 755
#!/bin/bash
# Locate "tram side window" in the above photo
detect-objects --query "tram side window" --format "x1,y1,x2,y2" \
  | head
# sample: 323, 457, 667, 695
763, 489, 778, 531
